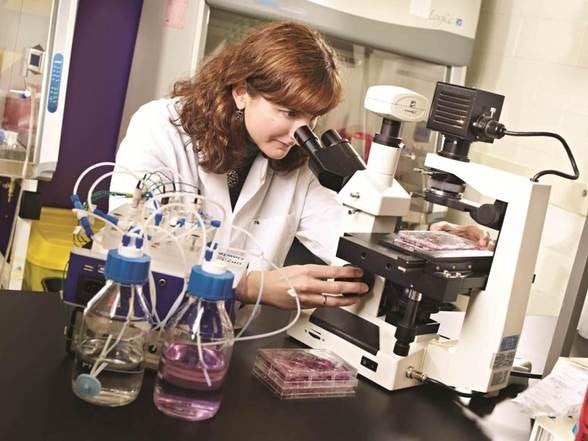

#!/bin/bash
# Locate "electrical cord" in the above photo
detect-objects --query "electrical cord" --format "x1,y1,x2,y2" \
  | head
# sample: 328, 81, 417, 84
421, 371, 542, 398
509, 371, 543, 379
424, 377, 481, 398
503, 130, 579, 182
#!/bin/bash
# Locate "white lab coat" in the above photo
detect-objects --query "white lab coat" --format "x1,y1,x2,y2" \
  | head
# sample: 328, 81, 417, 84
110, 99, 345, 271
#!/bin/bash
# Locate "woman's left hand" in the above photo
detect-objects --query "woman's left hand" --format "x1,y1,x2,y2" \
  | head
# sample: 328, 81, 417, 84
236, 264, 369, 310
430, 221, 495, 250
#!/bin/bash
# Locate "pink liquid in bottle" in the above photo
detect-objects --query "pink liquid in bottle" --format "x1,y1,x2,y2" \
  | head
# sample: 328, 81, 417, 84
154, 342, 232, 421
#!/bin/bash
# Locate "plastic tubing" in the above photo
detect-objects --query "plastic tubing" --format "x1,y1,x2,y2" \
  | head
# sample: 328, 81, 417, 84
73, 207, 192, 331
86, 170, 117, 211
71, 207, 125, 249
193, 298, 212, 387
72, 208, 127, 237
147, 266, 161, 324
73, 200, 200, 330
92, 285, 136, 378
149, 225, 300, 346
143, 191, 227, 233
143, 223, 192, 329
174, 217, 212, 242
73, 161, 141, 196
144, 167, 182, 191
231, 247, 265, 340
141, 202, 207, 263
229, 225, 301, 342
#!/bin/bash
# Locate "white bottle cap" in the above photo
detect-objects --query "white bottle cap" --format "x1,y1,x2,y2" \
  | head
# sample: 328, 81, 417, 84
118, 245, 142, 259
202, 259, 227, 275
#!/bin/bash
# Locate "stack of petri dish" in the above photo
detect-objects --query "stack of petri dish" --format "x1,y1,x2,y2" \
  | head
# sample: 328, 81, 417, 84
252, 348, 358, 399
394, 230, 481, 252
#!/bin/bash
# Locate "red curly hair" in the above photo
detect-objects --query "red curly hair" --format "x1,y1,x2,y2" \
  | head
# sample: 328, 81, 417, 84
172, 21, 343, 174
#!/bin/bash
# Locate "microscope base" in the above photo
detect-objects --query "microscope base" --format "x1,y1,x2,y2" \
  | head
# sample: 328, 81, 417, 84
287, 307, 436, 391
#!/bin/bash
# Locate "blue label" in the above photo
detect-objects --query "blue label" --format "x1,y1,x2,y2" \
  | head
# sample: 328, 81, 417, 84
47, 53, 64, 113
500, 335, 519, 351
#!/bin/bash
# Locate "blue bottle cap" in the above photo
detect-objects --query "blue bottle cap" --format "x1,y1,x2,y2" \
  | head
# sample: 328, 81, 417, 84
104, 249, 150, 285
187, 262, 234, 301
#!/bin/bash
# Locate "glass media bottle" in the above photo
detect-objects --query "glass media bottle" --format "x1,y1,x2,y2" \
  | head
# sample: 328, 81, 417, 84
72, 243, 152, 406
153, 260, 235, 421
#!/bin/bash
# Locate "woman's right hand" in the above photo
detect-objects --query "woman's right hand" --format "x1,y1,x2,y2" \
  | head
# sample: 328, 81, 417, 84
235, 264, 370, 310
430, 221, 495, 250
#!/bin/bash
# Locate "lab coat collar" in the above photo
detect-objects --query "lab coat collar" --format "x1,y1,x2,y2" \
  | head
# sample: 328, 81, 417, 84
233, 154, 273, 214
196, 154, 273, 217
197, 165, 231, 217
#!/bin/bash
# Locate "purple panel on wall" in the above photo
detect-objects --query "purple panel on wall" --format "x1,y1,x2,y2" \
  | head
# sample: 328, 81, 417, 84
38, 0, 143, 208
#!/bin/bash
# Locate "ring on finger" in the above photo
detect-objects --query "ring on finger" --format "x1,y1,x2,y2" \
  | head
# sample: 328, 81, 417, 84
322, 294, 328, 306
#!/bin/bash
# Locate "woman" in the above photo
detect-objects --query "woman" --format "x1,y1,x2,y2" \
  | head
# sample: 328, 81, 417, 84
111, 21, 490, 311
111, 21, 369, 310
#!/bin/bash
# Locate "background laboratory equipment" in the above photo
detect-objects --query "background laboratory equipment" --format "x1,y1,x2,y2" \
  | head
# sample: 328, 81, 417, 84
0, 0, 77, 290
1, 0, 143, 290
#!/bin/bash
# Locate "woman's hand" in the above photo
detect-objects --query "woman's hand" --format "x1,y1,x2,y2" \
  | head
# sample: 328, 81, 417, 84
235, 264, 369, 310
430, 221, 495, 250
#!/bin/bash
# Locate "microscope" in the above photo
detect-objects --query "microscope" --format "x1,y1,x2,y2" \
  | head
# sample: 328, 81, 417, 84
287, 82, 556, 394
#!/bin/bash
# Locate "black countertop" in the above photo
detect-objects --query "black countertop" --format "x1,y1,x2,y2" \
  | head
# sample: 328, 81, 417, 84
0, 291, 569, 441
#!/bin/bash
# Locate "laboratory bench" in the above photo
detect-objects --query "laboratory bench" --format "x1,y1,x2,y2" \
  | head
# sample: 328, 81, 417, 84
0, 290, 585, 441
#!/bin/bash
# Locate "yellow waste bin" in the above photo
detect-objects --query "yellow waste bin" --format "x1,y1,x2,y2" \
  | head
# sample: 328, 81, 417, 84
23, 207, 78, 292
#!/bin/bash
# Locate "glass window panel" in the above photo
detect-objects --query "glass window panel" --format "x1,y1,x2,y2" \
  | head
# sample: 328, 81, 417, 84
0, 0, 52, 162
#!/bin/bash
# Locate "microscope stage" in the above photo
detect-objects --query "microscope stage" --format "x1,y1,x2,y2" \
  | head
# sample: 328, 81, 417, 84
337, 233, 493, 302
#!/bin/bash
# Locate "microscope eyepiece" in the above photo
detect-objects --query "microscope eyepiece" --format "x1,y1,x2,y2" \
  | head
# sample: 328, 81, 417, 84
320, 129, 343, 148
293, 125, 364, 192
294, 125, 322, 155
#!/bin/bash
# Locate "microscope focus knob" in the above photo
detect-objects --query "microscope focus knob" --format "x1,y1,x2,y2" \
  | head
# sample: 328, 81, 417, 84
336, 265, 375, 294
393, 289, 422, 357
393, 341, 411, 357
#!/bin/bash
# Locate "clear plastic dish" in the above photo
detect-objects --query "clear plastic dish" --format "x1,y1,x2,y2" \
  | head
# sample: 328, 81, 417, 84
252, 348, 358, 399
394, 230, 481, 252
252, 366, 356, 399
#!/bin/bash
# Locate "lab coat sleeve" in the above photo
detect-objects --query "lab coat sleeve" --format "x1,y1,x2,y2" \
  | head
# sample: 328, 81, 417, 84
109, 100, 189, 211
295, 173, 346, 265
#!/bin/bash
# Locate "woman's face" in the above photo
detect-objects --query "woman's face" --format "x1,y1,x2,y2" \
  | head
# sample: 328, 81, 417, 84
233, 86, 316, 160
